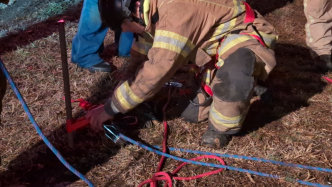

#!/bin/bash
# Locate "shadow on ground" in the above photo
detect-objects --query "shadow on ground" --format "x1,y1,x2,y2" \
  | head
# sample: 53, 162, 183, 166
240, 43, 327, 135
247, 0, 294, 15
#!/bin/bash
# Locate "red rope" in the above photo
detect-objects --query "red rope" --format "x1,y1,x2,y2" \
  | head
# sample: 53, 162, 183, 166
323, 76, 332, 84
156, 88, 173, 172
138, 87, 226, 187
172, 155, 225, 180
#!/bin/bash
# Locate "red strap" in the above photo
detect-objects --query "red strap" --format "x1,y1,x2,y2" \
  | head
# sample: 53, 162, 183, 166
66, 117, 89, 133
323, 76, 332, 84
172, 155, 225, 180
72, 98, 97, 111
202, 2, 255, 98
203, 83, 213, 97
243, 2, 255, 23
241, 33, 266, 47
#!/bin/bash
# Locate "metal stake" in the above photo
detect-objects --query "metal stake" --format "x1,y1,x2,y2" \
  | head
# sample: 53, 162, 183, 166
58, 19, 74, 147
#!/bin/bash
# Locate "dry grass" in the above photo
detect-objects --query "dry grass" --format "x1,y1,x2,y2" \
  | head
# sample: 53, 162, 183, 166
0, 0, 331, 186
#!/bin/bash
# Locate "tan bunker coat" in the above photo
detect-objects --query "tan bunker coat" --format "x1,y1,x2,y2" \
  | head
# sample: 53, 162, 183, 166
105, 0, 277, 133
304, 0, 332, 56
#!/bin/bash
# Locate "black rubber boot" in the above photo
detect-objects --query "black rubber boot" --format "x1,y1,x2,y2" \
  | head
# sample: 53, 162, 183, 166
181, 96, 200, 123
315, 55, 332, 73
201, 123, 232, 149
181, 89, 211, 123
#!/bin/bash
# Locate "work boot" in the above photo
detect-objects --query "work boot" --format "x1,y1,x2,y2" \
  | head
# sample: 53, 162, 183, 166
201, 123, 232, 149
86, 61, 113, 73
181, 96, 200, 123
181, 90, 211, 123
315, 55, 332, 73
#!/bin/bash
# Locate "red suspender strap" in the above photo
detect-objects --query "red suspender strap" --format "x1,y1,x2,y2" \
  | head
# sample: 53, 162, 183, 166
241, 33, 266, 47
202, 2, 256, 98
243, 2, 255, 23
202, 82, 214, 97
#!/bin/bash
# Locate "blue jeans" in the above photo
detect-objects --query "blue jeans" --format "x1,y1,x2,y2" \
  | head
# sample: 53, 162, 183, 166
72, 0, 133, 68
71, 0, 109, 68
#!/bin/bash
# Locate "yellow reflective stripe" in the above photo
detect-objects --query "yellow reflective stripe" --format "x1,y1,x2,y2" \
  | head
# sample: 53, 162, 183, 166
205, 42, 219, 55
248, 31, 277, 48
123, 81, 144, 104
219, 34, 252, 56
208, 0, 244, 43
206, 49, 216, 56
143, 0, 150, 26
156, 30, 194, 48
115, 85, 131, 111
230, 0, 240, 28
154, 30, 195, 57
110, 101, 120, 113
216, 59, 225, 68
115, 81, 144, 111
233, 0, 244, 17
210, 105, 242, 128
209, 23, 227, 42
205, 69, 211, 84
153, 42, 187, 56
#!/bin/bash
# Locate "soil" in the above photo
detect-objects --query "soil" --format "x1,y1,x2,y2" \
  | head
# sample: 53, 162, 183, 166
0, 0, 81, 38
0, 0, 331, 187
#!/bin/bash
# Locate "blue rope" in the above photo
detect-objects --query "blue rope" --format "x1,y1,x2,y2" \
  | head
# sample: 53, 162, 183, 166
118, 134, 330, 187
0, 60, 94, 187
152, 146, 332, 173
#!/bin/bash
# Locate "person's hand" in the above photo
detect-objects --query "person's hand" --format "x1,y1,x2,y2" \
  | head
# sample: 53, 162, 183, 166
85, 105, 113, 132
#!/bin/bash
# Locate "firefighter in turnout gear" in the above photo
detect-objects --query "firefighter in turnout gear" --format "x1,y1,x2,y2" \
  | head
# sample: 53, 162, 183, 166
86, 0, 278, 148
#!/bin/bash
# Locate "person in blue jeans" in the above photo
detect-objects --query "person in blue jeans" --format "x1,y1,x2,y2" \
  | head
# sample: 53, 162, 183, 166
72, 0, 132, 73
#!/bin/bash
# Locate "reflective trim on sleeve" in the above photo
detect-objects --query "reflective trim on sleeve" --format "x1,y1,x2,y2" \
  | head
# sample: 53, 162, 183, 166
232, 0, 245, 20
209, 105, 243, 128
208, 0, 244, 43
110, 102, 120, 113
153, 30, 195, 57
218, 34, 252, 57
215, 58, 225, 68
115, 81, 144, 111
204, 69, 212, 85
209, 22, 230, 42
205, 42, 219, 56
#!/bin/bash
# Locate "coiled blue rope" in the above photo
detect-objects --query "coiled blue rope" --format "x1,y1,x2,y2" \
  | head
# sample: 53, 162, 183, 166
117, 134, 331, 187
0, 59, 94, 187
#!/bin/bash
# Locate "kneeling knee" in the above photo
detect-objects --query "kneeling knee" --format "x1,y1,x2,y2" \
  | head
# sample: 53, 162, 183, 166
213, 48, 256, 102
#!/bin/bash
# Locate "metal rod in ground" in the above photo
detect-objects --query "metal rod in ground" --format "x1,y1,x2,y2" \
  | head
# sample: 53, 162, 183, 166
58, 19, 74, 147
